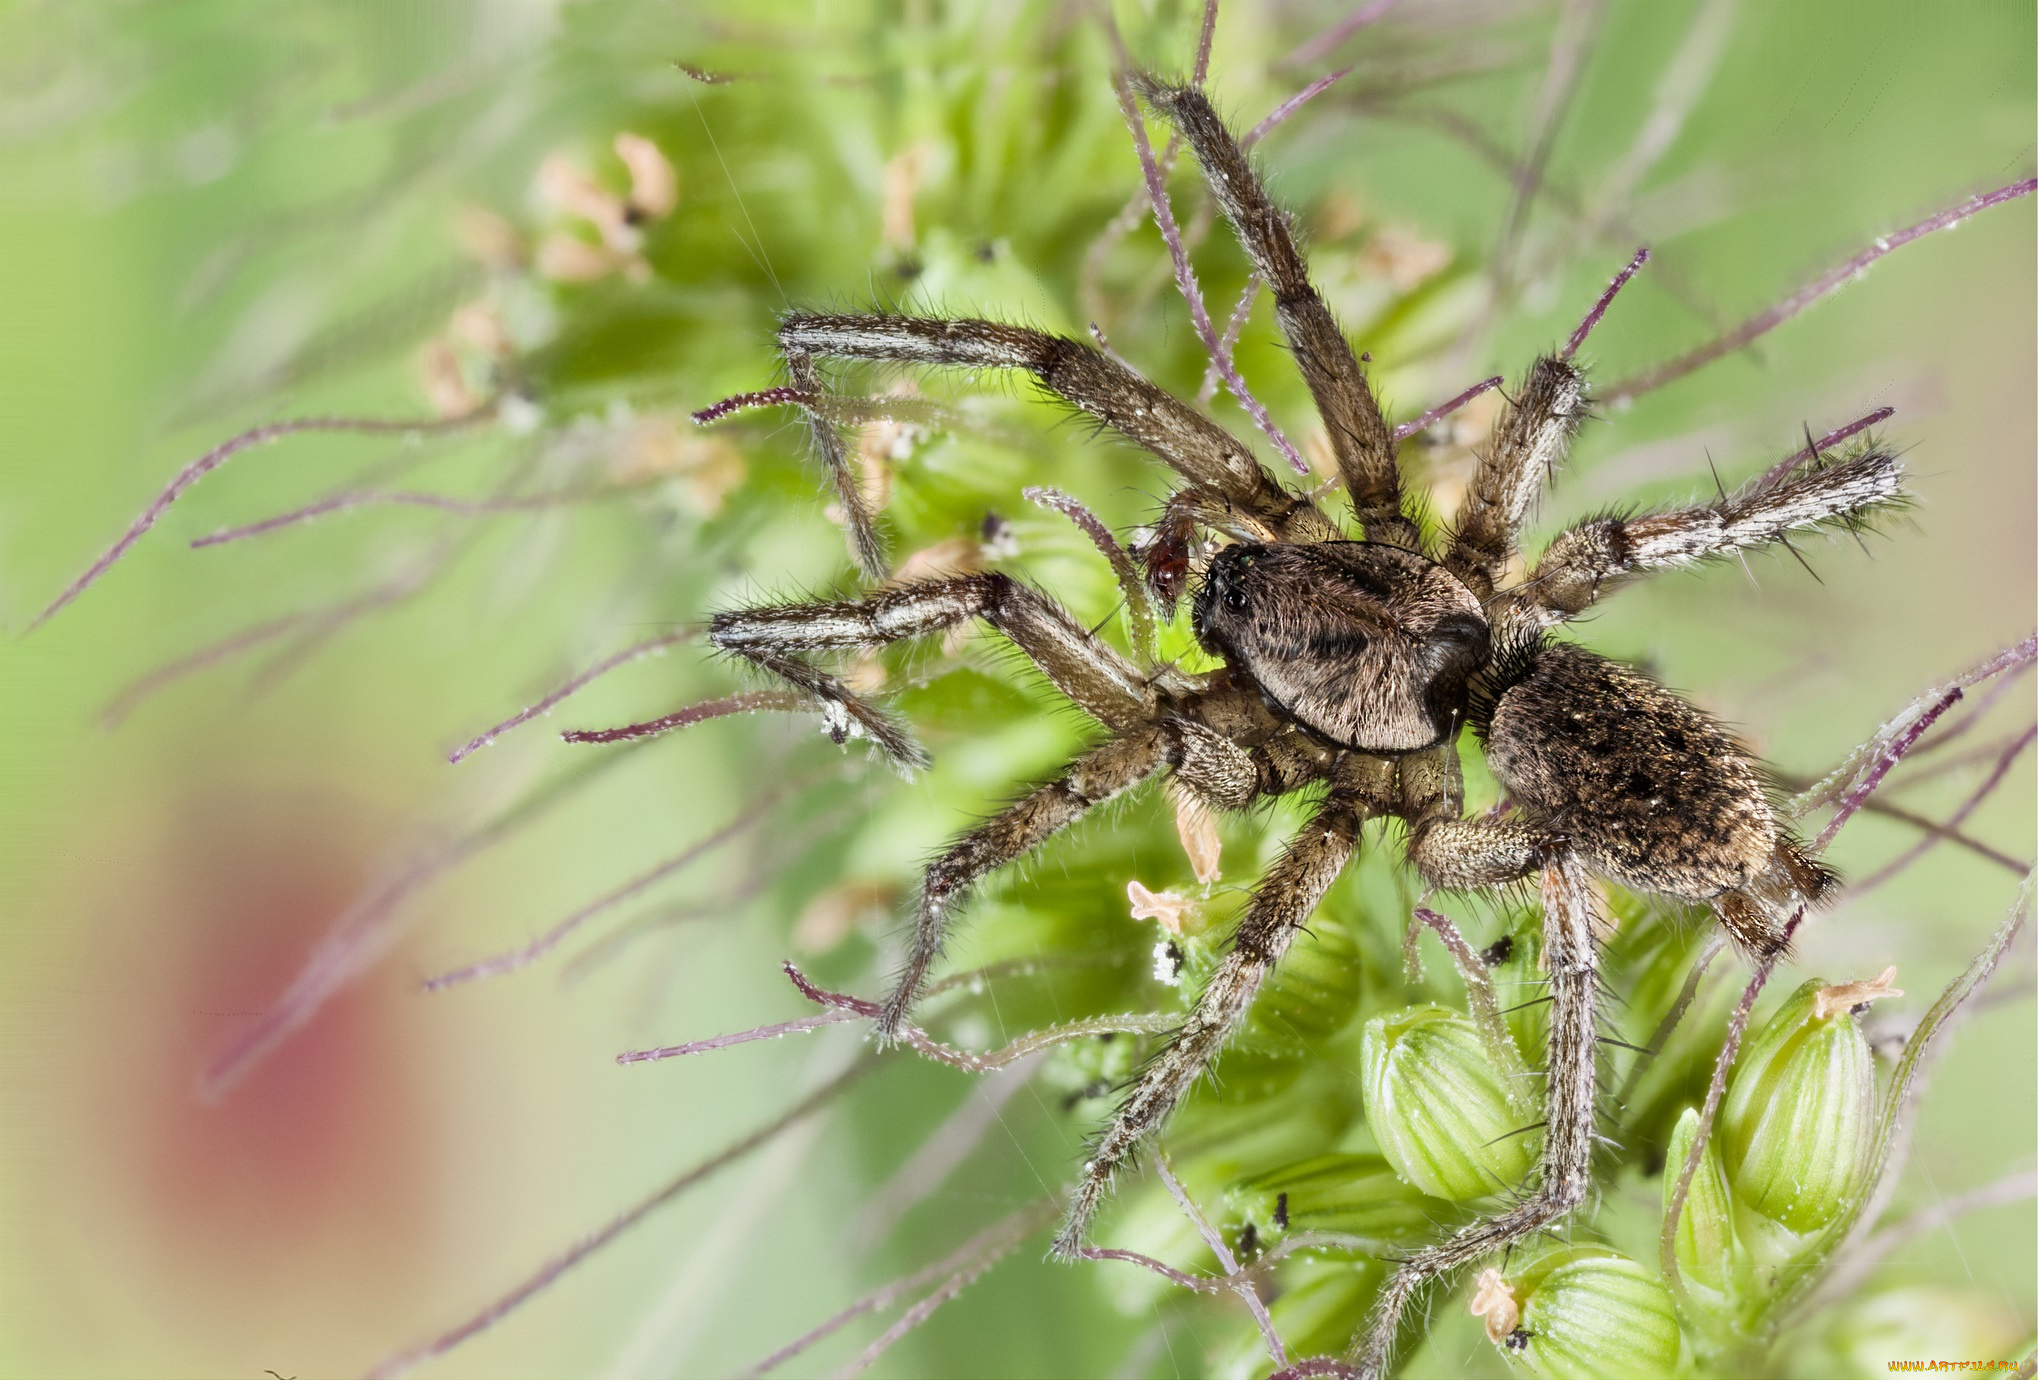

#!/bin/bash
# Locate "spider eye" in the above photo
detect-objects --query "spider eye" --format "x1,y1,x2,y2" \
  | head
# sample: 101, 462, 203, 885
1222, 583, 1250, 612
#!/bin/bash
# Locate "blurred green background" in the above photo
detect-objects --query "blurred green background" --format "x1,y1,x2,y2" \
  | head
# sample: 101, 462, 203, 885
0, 2, 2030, 1376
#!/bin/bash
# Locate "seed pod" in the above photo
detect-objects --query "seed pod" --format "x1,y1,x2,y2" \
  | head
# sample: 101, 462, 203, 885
1499, 1247, 1684, 1379
1241, 909, 1362, 1050
1662, 1105, 1739, 1294
1206, 911, 1363, 1065
1359, 1005, 1536, 1201
1720, 977, 1877, 1233
1225, 1153, 1459, 1252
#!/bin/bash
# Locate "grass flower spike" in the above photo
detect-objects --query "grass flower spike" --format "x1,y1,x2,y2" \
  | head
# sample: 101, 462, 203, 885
1359, 1005, 1537, 1202
1722, 977, 1881, 1236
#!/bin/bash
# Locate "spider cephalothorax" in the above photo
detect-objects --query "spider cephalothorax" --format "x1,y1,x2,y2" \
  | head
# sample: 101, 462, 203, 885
703, 73, 1902, 1376
1192, 541, 1491, 753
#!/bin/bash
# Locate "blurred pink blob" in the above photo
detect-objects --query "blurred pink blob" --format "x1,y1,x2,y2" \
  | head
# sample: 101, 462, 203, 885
39, 790, 441, 1370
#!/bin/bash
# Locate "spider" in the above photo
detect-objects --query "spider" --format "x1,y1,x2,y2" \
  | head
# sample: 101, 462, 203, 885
704, 75, 1902, 1375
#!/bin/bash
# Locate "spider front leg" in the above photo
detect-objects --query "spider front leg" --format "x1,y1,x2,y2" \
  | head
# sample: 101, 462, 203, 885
709, 571, 1159, 771
1514, 442, 1904, 626
712, 571, 1179, 1035
1353, 853, 1604, 1378
1052, 753, 1396, 1258
1443, 356, 1588, 599
779, 342, 890, 580
1132, 77, 1423, 554
777, 313, 1338, 543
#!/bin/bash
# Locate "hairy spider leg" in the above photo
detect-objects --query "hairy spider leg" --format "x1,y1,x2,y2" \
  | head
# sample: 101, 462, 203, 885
1354, 854, 1604, 1378
1133, 77, 1423, 555
780, 345, 891, 580
713, 572, 1179, 1033
1052, 753, 1398, 1257
776, 314, 1339, 544
1444, 356, 1589, 599
709, 572, 1159, 771
1399, 742, 1555, 887
1511, 443, 1905, 628
882, 694, 1328, 1039
894, 727, 1173, 1038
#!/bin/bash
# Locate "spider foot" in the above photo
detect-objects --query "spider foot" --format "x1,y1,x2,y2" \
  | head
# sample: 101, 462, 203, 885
871, 994, 912, 1047
817, 695, 930, 774
1049, 1170, 1109, 1261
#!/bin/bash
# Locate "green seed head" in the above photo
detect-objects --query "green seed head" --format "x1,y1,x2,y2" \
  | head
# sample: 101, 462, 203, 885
1720, 975, 1888, 1233
1239, 909, 1363, 1055
1663, 1105, 1740, 1295
1494, 1248, 1684, 1379
1359, 1005, 1536, 1202
1224, 1153, 1457, 1252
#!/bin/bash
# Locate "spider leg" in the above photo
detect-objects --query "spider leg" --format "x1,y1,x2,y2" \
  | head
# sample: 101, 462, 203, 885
1443, 357, 1588, 599
885, 726, 1171, 1038
1510, 443, 1903, 627
1399, 745, 1555, 888
1131, 77, 1423, 554
1051, 754, 1395, 1258
709, 572, 1160, 770
888, 692, 1297, 1037
780, 345, 890, 580
1352, 854, 1603, 1378
778, 313, 1336, 542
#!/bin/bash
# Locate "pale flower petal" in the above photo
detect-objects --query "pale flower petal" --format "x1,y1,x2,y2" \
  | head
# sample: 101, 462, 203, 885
1468, 1267, 1520, 1344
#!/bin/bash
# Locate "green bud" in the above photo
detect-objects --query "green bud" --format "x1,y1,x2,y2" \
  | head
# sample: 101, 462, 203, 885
1167, 1061, 1360, 1184
1360, 1005, 1536, 1202
1238, 911, 1363, 1055
1662, 1105, 1739, 1294
1492, 1248, 1684, 1379
1225, 1154, 1459, 1253
1721, 976, 1882, 1233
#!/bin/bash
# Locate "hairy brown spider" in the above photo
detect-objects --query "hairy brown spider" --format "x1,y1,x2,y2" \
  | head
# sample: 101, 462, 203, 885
705, 75, 1902, 1374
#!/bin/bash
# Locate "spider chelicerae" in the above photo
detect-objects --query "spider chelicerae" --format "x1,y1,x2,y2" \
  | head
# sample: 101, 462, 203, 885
703, 75, 1901, 1373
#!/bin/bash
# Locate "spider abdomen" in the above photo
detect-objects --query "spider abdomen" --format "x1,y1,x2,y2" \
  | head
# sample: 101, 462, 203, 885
1480, 641, 1784, 906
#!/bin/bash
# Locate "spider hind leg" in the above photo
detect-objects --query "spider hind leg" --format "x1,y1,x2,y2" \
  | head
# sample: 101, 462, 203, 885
1354, 855, 1604, 1377
1053, 756, 1393, 1257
